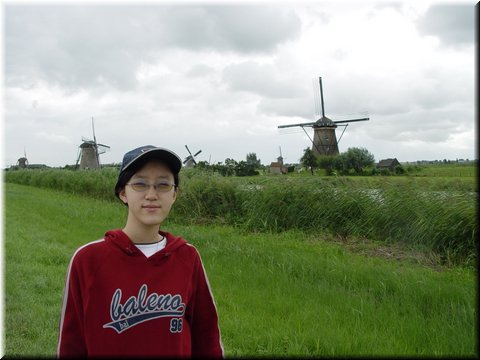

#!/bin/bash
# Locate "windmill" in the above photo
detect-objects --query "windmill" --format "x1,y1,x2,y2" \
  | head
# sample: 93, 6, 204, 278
75, 117, 111, 169
278, 77, 369, 157
17, 147, 29, 168
183, 145, 202, 167
269, 146, 287, 174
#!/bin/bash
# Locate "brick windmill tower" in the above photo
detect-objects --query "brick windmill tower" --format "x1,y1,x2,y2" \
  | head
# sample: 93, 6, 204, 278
75, 118, 110, 169
17, 148, 29, 168
278, 77, 370, 156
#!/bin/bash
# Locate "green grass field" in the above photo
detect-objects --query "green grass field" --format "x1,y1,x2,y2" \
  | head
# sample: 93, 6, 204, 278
4, 183, 477, 357
412, 163, 476, 177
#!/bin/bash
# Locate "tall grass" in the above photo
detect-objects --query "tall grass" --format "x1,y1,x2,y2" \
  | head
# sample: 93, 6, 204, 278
4, 168, 117, 201
4, 183, 477, 357
4, 168, 477, 266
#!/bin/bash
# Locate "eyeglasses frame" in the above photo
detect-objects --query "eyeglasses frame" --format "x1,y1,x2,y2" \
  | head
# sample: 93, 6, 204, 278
126, 181, 176, 193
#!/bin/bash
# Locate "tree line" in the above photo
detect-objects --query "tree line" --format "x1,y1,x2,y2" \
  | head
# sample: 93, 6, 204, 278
190, 147, 404, 177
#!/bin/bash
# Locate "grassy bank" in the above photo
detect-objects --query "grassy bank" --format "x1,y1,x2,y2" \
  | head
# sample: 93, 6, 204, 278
4, 183, 477, 357
4, 167, 478, 266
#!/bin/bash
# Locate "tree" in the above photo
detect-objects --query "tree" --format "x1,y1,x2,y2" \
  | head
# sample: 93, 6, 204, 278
195, 161, 210, 170
235, 161, 259, 176
317, 155, 337, 175
343, 147, 375, 174
394, 164, 405, 174
300, 148, 318, 175
246, 153, 261, 167
333, 154, 349, 175
223, 158, 237, 176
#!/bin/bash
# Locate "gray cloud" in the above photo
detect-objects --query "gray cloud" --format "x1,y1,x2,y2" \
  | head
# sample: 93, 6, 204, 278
186, 64, 216, 78
6, 6, 147, 90
199, 6, 301, 52
5, 5, 301, 91
367, 104, 473, 145
416, 4, 475, 46
222, 61, 307, 99
257, 97, 314, 119
3, 3, 475, 167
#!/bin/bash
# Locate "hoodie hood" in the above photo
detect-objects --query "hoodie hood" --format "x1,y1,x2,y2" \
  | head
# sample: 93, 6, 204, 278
104, 229, 187, 257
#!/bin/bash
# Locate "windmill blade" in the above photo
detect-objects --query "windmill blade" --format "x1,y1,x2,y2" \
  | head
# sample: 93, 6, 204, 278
318, 77, 325, 118
333, 117, 369, 124
185, 145, 193, 157
183, 146, 201, 166
312, 78, 322, 117
278, 121, 316, 129
97, 144, 111, 155
278, 126, 305, 135
91, 117, 103, 167
92, 117, 97, 146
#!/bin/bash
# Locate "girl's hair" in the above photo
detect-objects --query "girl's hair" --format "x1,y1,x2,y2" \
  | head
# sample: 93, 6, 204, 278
114, 157, 180, 204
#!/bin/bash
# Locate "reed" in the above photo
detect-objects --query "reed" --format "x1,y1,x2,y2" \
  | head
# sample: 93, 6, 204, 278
4, 167, 477, 266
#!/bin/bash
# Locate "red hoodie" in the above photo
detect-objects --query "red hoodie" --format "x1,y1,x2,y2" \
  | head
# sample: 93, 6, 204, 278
57, 229, 223, 358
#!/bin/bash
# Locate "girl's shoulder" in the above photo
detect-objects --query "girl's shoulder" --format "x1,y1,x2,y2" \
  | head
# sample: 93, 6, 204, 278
70, 238, 110, 262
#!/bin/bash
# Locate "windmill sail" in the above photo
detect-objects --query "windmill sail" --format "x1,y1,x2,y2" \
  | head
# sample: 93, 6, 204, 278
96, 144, 111, 155
184, 145, 202, 166
312, 78, 322, 117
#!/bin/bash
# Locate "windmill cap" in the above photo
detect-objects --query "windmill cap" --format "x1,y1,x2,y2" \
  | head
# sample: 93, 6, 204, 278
121, 145, 182, 174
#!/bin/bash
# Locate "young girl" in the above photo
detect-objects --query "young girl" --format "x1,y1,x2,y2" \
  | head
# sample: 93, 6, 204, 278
57, 145, 224, 358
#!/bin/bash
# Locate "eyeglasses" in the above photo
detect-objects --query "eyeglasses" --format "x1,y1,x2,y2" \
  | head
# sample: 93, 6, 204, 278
126, 181, 176, 193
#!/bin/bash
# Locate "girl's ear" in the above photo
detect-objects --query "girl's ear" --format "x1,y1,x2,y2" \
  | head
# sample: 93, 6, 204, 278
119, 189, 128, 205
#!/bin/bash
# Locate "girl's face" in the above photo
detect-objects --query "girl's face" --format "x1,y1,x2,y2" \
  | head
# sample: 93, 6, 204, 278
119, 160, 177, 228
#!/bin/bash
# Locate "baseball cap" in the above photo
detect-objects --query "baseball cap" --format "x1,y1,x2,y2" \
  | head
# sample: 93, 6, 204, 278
120, 145, 182, 174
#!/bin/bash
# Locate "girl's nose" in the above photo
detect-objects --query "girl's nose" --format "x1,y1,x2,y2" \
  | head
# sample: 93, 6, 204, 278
144, 185, 159, 199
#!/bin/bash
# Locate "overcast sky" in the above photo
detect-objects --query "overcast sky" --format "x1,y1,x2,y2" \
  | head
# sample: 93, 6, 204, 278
1, 0, 476, 168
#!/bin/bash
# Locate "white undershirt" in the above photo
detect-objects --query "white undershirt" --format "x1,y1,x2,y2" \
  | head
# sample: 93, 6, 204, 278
134, 238, 167, 258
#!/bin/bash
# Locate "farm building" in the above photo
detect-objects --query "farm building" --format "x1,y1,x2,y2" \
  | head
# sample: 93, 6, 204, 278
376, 158, 400, 171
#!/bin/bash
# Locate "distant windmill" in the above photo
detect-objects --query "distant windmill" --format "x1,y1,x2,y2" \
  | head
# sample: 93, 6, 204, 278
278, 77, 369, 156
17, 147, 29, 168
75, 118, 110, 170
269, 146, 287, 174
183, 145, 202, 167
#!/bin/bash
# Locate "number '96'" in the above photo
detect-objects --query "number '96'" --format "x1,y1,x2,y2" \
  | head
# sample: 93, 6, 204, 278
170, 318, 183, 333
